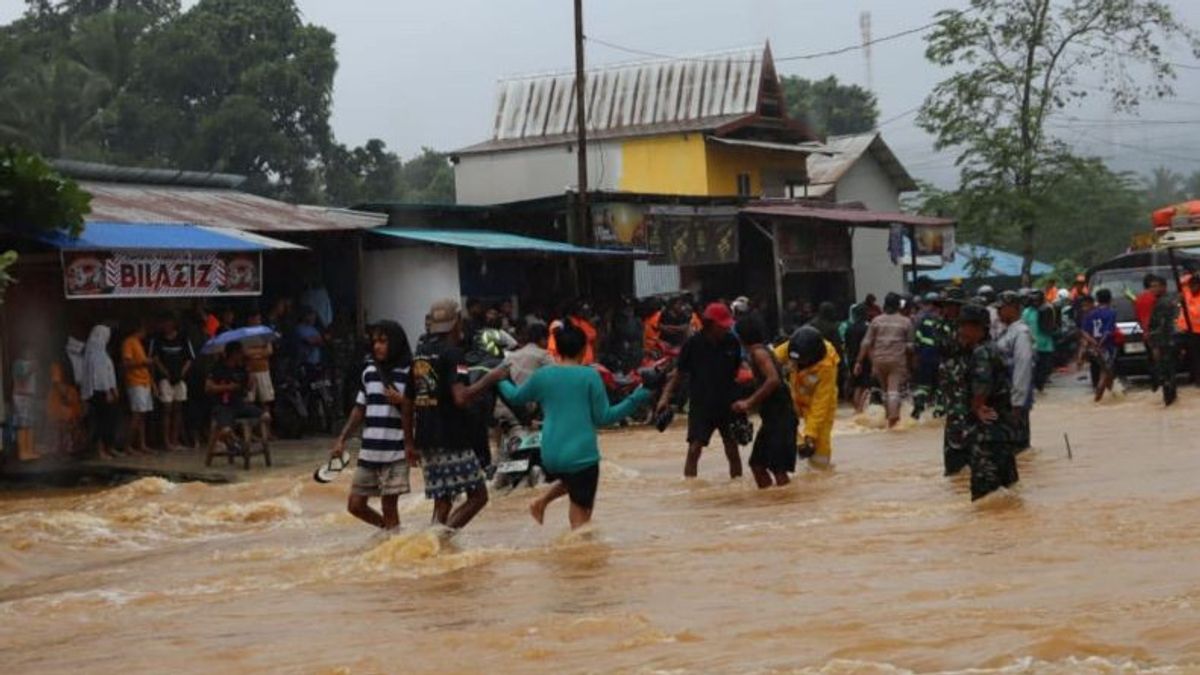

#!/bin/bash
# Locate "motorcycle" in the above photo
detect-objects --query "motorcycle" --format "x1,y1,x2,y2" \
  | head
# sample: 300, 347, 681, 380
272, 370, 307, 440
491, 422, 544, 491
302, 364, 338, 435
590, 356, 672, 426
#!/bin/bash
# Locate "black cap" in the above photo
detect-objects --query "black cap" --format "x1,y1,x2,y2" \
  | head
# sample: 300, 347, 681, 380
958, 303, 991, 326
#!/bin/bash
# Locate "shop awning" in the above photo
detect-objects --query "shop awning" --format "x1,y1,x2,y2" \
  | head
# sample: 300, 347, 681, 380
40, 221, 306, 251
372, 228, 650, 258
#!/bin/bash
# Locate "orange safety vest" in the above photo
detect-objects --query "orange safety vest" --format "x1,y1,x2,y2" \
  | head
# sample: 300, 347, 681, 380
1176, 278, 1200, 334
644, 311, 662, 354
1044, 285, 1060, 303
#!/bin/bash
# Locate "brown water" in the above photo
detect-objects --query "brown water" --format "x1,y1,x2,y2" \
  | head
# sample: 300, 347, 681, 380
4, 381, 1200, 674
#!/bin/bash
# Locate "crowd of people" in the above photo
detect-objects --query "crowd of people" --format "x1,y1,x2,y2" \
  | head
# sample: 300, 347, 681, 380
8, 295, 360, 462
332, 285, 1066, 539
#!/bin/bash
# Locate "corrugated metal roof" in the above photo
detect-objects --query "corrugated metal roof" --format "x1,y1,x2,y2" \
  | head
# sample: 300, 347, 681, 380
372, 228, 649, 257
741, 201, 954, 229
806, 132, 918, 193
922, 244, 1051, 281
458, 46, 781, 155
707, 137, 835, 154
81, 181, 388, 232
38, 221, 304, 251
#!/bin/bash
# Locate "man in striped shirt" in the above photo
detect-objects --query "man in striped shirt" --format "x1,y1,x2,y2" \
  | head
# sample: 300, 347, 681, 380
332, 321, 414, 531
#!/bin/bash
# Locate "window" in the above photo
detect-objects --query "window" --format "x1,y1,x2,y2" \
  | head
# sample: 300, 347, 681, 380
786, 180, 808, 199
736, 173, 751, 197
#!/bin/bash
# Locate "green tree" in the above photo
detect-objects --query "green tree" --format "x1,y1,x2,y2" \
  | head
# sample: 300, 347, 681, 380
1144, 166, 1186, 208
0, 146, 92, 299
918, 0, 1198, 284
400, 147, 455, 204
109, 0, 336, 201
780, 75, 878, 137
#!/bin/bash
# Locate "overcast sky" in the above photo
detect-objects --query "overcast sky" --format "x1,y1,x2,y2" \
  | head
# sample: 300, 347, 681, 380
3, 0, 1200, 188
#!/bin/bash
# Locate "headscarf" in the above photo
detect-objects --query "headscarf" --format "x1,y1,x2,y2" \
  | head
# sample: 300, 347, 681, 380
80, 325, 116, 400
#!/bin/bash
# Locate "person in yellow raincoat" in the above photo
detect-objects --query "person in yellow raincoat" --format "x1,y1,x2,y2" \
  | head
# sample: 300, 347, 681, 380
773, 326, 839, 469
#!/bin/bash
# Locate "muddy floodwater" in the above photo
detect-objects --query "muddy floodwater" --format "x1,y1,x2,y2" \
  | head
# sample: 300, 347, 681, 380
3, 382, 1200, 674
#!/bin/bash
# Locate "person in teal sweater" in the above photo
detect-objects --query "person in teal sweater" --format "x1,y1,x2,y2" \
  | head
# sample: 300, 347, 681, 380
498, 323, 650, 529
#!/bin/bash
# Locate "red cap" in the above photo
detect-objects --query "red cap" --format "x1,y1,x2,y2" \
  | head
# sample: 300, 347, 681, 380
702, 302, 734, 329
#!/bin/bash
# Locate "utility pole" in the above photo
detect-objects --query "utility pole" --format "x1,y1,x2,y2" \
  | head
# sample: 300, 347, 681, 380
572, 0, 588, 245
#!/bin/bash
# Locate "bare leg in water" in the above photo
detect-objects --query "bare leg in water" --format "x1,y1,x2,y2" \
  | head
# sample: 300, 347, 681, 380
721, 434, 743, 478
750, 465, 790, 489
432, 486, 489, 531
530, 482, 593, 529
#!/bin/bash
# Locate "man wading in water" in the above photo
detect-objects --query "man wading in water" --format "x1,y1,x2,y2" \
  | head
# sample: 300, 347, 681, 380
958, 304, 1020, 501
657, 303, 743, 479
409, 299, 508, 532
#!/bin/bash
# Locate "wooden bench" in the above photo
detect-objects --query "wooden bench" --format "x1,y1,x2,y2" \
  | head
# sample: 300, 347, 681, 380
205, 416, 272, 470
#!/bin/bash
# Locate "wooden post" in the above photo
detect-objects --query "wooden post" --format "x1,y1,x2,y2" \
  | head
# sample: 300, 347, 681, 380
355, 231, 366, 336
572, 0, 588, 246
908, 224, 919, 291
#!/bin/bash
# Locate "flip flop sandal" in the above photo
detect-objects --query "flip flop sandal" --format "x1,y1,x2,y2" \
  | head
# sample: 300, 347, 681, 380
313, 451, 351, 483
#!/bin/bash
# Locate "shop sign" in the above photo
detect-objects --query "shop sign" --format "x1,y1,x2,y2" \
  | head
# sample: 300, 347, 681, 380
592, 203, 649, 248
914, 225, 956, 262
62, 250, 263, 299
645, 205, 739, 266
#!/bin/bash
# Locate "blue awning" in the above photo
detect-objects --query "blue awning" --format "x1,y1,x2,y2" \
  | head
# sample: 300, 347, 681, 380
920, 244, 1052, 281
38, 221, 305, 251
372, 228, 649, 258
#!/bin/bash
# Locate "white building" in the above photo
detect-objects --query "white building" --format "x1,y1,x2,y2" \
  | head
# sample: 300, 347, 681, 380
802, 132, 919, 299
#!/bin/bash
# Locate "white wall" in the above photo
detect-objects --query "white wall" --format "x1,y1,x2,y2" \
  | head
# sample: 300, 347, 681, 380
836, 156, 907, 299
363, 247, 461, 342
454, 141, 622, 205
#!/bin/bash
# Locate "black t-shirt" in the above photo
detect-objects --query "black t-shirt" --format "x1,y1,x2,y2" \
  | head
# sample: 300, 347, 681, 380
408, 338, 473, 452
676, 332, 741, 420
208, 361, 247, 406
151, 334, 195, 382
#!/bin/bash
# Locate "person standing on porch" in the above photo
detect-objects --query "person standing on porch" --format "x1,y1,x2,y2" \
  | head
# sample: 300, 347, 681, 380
121, 321, 154, 453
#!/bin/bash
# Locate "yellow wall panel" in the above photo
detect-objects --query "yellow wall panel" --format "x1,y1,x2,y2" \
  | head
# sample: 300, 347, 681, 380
618, 134, 709, 195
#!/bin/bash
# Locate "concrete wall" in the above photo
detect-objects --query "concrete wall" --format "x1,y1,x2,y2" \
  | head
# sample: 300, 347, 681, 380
363, 247, 461, 341
836, 156, 907, 300
454, 141, 621, 205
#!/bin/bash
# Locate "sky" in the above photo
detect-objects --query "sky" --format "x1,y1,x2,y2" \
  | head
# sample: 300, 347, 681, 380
3, 0, 1200, 189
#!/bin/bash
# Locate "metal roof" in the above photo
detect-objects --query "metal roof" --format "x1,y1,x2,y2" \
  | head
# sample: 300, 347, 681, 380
52, 159, 247, 189
922, 244, 1051, 281
805, 132, 918, 194
371, 228, 649, 258
81, 181, 388, 232
707, 137, 835, 155
457, 45, 798, 155
741, 201, 954, 229
37, 221, 305, 251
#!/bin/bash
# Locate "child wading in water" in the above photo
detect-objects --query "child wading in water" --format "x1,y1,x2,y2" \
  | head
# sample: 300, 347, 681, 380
498, 323, 650, 529
332, 321, 414, 530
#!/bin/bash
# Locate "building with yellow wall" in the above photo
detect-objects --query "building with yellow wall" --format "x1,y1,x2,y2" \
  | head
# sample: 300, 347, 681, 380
452, 45, 820, 205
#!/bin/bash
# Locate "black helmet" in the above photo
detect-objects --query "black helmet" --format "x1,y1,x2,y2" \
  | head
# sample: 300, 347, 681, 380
958, 303, 991, 327
787, 326, 827, 370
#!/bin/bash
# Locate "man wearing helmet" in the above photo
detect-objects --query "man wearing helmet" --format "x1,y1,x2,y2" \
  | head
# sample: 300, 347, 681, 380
774, 326, 840, 469
975, 285, 1003, 340
957, 304, 1020, 500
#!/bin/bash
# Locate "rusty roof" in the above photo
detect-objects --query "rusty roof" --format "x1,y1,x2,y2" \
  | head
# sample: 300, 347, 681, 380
805, 132, 918, 195
81, 181, 387, 232
457, 45, 805, 155
742, 200, 953, 229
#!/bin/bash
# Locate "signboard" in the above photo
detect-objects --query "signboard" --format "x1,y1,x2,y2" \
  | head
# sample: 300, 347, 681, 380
777, 224, 851, 272
592, 203, 649, 247
645, 205, 739, 266
914, 225, 956, 262
62, 250, 263, 299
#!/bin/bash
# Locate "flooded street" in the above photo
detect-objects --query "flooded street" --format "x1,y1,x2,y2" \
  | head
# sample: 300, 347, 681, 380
4, 382, 1200, 674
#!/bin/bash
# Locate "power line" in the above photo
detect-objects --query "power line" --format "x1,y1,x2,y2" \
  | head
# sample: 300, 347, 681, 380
879, 105, 922, 127
587, 15, 951, 65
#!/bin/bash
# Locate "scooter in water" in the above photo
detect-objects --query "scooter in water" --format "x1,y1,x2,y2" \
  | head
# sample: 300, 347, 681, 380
590, 356, 671, 425
492, 422, 544, 491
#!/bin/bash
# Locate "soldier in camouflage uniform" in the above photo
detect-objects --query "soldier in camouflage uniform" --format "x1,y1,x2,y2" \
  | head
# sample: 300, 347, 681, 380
1147, 275, 1178, 406
958, 304, 1021, 501
936, 287, 970, 475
